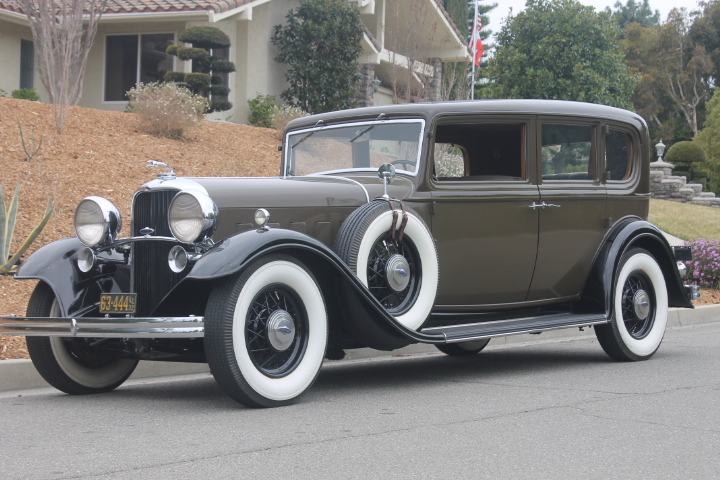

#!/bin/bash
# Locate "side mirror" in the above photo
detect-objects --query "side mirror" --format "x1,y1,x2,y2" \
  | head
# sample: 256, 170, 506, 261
378, 163, 396, 199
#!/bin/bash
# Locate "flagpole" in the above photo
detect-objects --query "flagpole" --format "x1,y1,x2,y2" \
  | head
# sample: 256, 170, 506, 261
471, 0, 479, 100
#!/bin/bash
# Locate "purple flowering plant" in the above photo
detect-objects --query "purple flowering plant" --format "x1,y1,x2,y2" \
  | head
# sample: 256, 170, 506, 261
684, 238, 720, 289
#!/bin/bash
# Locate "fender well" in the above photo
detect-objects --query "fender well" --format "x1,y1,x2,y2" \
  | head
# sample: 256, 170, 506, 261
581, 220, 693, 318
155, 229, 444, 350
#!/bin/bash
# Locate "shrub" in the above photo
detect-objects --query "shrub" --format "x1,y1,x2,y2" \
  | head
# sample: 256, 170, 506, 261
667, 141, 707, 185
684, 238, 720, 289
178, 26, 231, 49
248, 94, 277, 128
11, 88, 41, 101
176, 47, 210, 63
165, 26, 235, 113
0, 89, 7, 97
666, 141, 707, 164
126, 82, 209, 139
163, 71, 185, 83
271, 105, 308, 133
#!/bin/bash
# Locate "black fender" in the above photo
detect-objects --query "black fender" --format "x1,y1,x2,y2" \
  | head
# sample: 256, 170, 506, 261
14, 237, 131, 317
581, 219, 693, 319
158, 228, 445, 350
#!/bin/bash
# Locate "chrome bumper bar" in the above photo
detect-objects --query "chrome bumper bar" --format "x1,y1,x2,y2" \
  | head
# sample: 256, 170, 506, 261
0, 315, 204, 338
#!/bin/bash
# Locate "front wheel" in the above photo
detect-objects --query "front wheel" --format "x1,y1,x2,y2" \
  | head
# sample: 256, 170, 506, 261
26, 282, 138, 395
204, 254, 327, 408
595, 248, 668, 361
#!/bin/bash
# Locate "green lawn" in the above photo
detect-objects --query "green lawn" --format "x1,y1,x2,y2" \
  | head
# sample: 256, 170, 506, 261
649, 199, 720, 242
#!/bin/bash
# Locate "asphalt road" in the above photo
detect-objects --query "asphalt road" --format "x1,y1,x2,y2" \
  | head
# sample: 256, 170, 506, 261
1, 322, 719, 479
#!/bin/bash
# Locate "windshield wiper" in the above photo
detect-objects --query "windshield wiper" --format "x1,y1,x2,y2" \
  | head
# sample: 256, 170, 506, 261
290, 120, 324, 149
349, 113, 386, 143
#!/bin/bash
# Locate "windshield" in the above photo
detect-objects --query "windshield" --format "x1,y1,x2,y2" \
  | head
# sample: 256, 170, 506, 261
284, 120, 425, 176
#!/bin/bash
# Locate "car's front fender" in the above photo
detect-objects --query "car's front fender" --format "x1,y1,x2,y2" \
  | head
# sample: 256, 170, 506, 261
14, 237, 131, 317
157, 228, 445, 350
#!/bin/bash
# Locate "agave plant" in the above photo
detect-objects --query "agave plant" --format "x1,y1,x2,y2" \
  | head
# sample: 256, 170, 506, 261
0, 182, 53, 274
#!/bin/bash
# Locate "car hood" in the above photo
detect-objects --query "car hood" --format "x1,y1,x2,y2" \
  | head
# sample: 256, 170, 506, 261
185, 175, 414, 210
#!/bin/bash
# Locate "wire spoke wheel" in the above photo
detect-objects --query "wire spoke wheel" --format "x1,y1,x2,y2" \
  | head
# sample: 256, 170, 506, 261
620, 272, 656, 339
366, 233, 421, 314
595, 248, 668, 362
245, 284, 309, 378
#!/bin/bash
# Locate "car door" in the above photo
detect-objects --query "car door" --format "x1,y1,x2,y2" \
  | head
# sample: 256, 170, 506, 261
526, 119, 607, 302
429, 116, 541, 308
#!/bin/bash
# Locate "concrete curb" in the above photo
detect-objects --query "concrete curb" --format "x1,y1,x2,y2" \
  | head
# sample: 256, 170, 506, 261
2, 305, 718, 393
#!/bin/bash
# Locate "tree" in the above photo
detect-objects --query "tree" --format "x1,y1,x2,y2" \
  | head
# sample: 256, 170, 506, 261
694, 87, 720, 194
18, 0, 107, 133
272, 0, 364, 114
627, 9, 713, 137
164, 26, 236, 113
484, 0, 636, 109
608, 0, 660, 31
690, 0, 720, 88
441, 0, 470, 100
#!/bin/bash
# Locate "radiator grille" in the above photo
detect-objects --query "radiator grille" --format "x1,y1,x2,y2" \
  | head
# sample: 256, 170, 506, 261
132, 190, 186, 316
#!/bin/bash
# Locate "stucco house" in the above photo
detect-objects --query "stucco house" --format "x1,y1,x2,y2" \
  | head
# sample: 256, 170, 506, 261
0, 0, 470, 123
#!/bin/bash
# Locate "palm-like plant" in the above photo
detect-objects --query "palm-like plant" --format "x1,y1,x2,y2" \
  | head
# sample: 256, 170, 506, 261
0, 183, 53, 274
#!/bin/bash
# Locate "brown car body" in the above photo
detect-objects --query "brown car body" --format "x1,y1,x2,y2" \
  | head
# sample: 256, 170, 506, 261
1, 100, 695, 407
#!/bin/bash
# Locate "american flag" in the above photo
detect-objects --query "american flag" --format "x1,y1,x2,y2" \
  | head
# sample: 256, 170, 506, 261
470, 2, 483, 66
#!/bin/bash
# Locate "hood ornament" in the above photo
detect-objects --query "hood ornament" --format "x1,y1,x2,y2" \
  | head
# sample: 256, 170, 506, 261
146, 160, 176, 180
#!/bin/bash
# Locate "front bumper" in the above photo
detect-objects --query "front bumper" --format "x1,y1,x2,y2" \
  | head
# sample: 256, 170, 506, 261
0, 315, 204, 338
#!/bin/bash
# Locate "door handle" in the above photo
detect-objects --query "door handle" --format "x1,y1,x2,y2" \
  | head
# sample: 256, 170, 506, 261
529, 202, 561, 210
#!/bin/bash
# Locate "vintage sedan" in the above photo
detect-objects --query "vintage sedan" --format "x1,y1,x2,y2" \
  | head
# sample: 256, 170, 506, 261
1, 100, 697, 408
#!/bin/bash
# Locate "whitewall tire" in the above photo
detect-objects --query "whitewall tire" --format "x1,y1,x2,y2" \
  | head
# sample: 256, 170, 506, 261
333, 201, 438, 331
26, 283, 138, 394
205, 254, 327, 408
595, 248, 668, 361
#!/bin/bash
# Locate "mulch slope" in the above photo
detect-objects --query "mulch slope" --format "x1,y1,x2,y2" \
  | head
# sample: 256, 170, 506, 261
0, 96, 280, 359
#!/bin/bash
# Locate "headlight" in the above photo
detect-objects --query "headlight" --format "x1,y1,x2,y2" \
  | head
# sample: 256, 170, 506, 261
74, 197, 122, 247
168, 190, 218, 243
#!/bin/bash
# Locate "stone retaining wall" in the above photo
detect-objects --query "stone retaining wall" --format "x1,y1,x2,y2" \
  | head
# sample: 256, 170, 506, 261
650, 161, 720, 207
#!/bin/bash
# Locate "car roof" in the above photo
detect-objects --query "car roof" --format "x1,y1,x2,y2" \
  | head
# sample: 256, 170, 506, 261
286, 99, 647, 133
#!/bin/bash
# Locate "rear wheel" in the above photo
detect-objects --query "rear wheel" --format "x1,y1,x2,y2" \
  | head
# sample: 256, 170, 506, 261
595, 248, 668, 361
205, 254, 327, 408
26, 283, 138, 394
435, 339, 491, 356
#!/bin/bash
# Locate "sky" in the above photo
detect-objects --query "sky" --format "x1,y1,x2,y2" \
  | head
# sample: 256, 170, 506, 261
480, 0, 703, 46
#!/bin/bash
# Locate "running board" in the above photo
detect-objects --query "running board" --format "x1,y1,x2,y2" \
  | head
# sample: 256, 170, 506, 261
421, 313, 608, 343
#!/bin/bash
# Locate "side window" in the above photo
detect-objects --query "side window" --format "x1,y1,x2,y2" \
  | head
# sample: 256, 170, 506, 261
605, 129, 633, 181
541, 124, 593, 181
434, 123, 526, 181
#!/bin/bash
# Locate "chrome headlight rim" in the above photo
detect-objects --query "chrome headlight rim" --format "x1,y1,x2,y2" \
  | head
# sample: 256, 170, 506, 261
168, 190, 218, 244
73, 196, 122, 247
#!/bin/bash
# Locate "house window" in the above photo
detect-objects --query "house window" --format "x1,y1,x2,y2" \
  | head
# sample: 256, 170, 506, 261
104, 33, 174, 102
20, 39, 34, 90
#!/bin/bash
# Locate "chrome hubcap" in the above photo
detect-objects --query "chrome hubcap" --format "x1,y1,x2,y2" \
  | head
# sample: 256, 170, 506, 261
633, 290, 651, 321
385, 254, 411, 292
266, 310, 296, 351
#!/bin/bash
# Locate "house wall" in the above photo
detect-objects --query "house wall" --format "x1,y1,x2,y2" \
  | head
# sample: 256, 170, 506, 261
232, 0, 296, 124
0, 19, 48, 101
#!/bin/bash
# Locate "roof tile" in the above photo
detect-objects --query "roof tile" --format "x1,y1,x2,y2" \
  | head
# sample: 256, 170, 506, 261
0, 0, 253, 15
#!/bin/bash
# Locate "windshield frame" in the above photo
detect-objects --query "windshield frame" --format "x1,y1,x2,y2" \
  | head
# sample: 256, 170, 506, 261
282, 118, 426, 178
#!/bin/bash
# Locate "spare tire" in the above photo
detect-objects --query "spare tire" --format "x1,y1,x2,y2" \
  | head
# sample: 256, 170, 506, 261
333, 200, 438, 331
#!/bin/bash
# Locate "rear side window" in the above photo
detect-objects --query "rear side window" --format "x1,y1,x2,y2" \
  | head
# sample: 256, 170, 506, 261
605, 129, 633, 181
541, 124, 594, 181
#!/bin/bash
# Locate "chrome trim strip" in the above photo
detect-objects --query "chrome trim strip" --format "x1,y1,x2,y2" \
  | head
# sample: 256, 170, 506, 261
0, 315, 205, 338
306, 174, 370, 204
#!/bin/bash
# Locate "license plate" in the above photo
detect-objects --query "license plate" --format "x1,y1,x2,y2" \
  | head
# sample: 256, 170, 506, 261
99, 293, 137, 314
